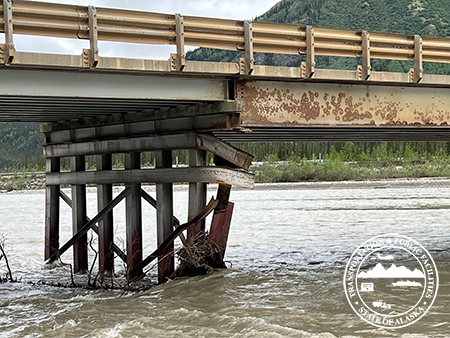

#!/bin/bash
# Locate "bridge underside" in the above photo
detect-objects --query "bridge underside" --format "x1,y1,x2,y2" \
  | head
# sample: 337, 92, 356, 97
2, 66, 450, 141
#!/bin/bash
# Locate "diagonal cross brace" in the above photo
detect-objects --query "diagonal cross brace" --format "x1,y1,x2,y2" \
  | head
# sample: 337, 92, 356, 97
128, 197, 219, 279
59, 190, 127, 262
47, 188, 131, 264
141, 189, 186, 245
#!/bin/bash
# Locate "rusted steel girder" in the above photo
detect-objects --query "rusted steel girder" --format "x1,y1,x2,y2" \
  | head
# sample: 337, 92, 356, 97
237, 80, 450, 128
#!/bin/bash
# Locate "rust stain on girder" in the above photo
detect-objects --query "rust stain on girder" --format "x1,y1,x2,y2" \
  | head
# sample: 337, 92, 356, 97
236, 80, 450, 127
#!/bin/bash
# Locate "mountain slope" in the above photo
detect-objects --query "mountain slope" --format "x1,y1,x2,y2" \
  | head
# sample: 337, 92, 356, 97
187, 0, 450, 73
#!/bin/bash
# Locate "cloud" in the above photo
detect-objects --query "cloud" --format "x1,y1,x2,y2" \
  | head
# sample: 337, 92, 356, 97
358, 263, 425, 279
10, 0, 280, 59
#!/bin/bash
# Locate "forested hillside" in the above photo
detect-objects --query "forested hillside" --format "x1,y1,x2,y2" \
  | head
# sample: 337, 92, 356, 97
188, 0, 450, 74
2, 0, 450, 170
0, 123, 43, 170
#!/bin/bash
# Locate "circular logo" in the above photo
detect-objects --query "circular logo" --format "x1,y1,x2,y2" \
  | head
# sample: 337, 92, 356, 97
344, 234, 438, 329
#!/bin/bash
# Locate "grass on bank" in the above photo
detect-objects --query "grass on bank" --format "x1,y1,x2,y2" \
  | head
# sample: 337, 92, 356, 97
253, 157, 450, 183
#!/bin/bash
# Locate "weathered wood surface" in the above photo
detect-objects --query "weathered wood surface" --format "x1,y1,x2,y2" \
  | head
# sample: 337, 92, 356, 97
156, 150, 174, 284
47, 188, 131, 264
129, 197, 219, 280
46, 166, 255, 189
59, 190, 127, 262
43, 133, 253, 170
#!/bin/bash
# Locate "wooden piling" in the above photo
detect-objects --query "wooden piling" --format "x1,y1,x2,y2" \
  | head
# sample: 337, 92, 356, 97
71, 155, 88, 273
125, 152, 142, 279
97, 154, 114, 276
45, 157, 60, 261
188, 149, 207, 239
156, 150, 174, 284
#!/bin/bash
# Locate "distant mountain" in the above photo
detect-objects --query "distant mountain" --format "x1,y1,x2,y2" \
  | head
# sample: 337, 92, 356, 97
358, 263, 425, 279
187, 0, 450, 74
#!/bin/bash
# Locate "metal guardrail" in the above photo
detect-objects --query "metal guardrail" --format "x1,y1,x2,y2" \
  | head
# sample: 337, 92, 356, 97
2, 0, 450, 81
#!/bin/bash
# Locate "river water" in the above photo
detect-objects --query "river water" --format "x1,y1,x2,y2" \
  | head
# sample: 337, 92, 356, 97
0, 179, 449, 337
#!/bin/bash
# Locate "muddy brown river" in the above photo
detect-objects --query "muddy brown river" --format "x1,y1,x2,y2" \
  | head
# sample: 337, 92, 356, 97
0, 179, 449, 337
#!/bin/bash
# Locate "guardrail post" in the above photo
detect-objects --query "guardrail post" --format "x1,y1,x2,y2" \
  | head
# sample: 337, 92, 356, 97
88, 6, 99, 68
358, 30, 371, 80
3, 0, 15, 64
409, 35, 423, 83
175, 13, 186, 71
240, 20, 254, 75
301, 26, 315, 78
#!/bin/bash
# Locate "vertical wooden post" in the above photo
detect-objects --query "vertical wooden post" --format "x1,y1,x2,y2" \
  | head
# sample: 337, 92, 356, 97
97, 154, 114, 276
209, 156, 234, 255
156, 150, 174, 284
188, 149, 207, 239
45, 157, 60, 261
71, 155, 88, 273
125, 152, 142, 279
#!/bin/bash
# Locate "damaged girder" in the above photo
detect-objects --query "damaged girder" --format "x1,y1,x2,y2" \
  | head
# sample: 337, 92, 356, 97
46, 166, 254, 189
43, 133, 253, 170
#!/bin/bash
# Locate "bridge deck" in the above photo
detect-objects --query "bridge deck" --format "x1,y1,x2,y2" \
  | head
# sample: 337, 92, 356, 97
2, 1, 450, 141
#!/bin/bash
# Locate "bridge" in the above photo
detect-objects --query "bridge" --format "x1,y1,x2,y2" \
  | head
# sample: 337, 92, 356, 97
2, 0, 450, 283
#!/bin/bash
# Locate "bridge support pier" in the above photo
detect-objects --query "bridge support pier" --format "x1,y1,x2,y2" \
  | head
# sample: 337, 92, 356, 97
42, 105, 253, 284
188, 149, 207, 240
125, 152, 143, 279
71, 155, 88, 273
45, 157, 60, 261
97, 154, 114, 277
156, 150, 175, 284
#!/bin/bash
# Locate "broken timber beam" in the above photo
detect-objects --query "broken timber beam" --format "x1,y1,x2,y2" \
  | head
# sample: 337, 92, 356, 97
46, 167, 255, 189
43, 133, 253, 170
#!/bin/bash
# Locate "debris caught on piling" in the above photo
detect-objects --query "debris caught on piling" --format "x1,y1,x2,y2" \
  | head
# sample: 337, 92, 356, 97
171, 231, 226, 278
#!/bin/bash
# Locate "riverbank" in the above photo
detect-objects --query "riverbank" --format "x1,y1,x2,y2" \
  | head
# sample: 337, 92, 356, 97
2, 175, 450, 194
2, 158, 450, 193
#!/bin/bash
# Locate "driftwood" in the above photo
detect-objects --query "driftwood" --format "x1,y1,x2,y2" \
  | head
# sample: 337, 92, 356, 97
0, 237, 14, 282
171, 231, 226, 278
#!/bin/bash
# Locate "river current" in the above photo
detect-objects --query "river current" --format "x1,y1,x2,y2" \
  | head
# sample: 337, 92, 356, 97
0, 179, 449, 337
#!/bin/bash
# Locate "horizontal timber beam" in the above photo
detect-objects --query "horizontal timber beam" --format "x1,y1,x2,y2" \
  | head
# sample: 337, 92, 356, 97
43, 133, 253, 170
40, 101, 243, 133
46, 167, 254, 189
44, 114, 241, 144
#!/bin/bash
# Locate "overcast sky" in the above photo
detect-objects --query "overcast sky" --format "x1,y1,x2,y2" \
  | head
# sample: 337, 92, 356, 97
4, 0, 281, 59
